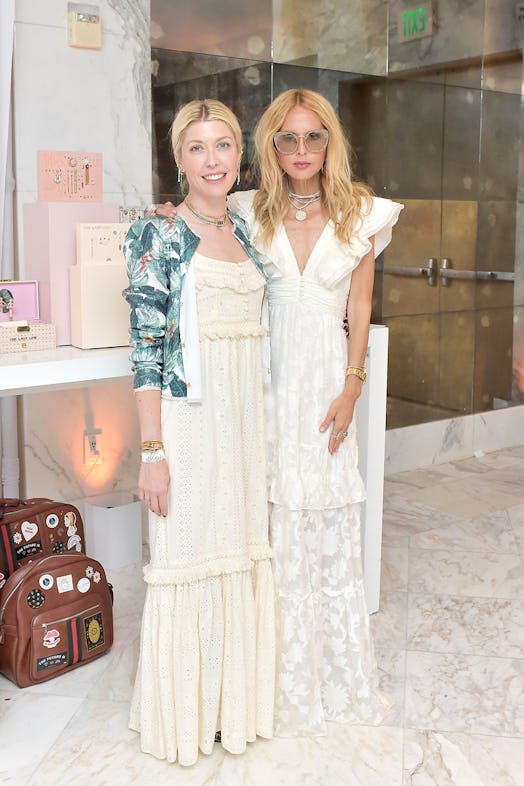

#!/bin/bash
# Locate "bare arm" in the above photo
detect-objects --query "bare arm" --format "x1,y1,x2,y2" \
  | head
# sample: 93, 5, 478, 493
319, 237, 375, 454
135, 389, 170, 516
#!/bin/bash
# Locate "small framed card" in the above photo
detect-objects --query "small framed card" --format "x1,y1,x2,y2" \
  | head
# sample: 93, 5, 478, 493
0, 281, 39, 322
38, 150, 103, 202
76, 223, 131, 265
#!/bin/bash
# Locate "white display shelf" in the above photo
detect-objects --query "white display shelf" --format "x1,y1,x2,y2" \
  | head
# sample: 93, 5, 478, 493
0, 345, 132, 396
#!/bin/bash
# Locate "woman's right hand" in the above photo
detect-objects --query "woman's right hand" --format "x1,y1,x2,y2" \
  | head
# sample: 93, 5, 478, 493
138, 460, 170, 516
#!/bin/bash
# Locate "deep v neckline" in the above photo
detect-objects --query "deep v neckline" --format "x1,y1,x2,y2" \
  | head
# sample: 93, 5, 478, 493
282, 220, 331, 277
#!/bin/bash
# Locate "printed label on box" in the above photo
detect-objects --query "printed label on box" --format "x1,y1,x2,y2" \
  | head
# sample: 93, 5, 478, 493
76, 223, 131, 264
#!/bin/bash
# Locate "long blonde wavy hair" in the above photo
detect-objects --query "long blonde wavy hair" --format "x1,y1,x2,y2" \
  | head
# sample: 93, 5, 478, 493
253, 88, 372, 245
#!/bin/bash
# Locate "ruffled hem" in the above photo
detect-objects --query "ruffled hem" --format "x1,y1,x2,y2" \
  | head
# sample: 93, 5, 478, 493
130, 556, 275, 765
267, 442, 366, 509
198, 323, 268, 341
143, 544, 273, 585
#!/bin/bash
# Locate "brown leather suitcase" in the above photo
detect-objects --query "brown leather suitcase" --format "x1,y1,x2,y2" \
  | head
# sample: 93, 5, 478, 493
0, 497, 85, 583
0, 552, 113, 687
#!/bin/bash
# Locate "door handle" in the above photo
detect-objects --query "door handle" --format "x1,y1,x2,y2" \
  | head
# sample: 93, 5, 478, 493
440, 258, 515, 286
381, 258, 437, 286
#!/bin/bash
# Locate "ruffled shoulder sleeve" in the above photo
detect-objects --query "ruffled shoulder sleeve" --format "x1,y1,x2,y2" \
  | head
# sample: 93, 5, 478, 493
227, 189, 258, 227
359, 196, 404, 257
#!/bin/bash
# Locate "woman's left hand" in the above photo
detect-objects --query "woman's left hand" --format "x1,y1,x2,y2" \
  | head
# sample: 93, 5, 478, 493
319, 382, 361, 455
151, 201, 177, 219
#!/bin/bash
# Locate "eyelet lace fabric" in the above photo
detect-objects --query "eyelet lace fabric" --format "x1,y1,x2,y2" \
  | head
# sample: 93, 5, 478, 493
130, 253, 275, 765
230, 190, 402, 736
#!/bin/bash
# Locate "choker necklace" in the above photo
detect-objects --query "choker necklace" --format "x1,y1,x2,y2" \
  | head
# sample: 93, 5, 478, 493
287, 191, 321, 222
185, 198, 227, 227
288, 190, 321, 200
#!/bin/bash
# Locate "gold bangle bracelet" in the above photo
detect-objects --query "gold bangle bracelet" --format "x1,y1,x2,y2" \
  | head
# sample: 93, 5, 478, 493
140, 439, 164, 451
345, 366, 367, 385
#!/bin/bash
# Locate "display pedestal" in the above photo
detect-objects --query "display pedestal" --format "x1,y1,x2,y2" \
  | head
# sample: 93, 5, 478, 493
83, 491, 142, 570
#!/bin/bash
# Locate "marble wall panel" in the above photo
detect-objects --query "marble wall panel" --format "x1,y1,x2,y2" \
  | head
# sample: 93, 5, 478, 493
13, 0, 151, 499
14, 0, 152, 276
273, 0, 388, 76
21, 383, 140, 503
151, 0, 272, 61
385, 402, 524, 472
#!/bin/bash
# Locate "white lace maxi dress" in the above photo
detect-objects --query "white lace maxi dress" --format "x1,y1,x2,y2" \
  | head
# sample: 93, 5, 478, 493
129, 252, 275, 765
230, 192, 403, 737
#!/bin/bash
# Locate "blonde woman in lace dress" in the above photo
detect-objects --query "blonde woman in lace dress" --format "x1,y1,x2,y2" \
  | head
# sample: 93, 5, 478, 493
124, 99, 275, 766
230, 89, 402, 736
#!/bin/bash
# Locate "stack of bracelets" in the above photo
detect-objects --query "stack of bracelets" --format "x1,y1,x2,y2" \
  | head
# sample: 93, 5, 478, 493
140, 439, 166, 463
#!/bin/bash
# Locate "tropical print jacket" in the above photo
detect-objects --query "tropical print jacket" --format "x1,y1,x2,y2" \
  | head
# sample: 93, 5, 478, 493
123, 213, 265, 400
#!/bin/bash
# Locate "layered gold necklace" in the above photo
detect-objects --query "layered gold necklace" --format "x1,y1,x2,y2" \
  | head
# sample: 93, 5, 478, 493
185, 198, 227, 227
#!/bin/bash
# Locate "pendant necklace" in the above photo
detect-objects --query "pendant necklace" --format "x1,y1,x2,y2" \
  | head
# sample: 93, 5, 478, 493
185, 198, 227, 227
287, 190, 321, 222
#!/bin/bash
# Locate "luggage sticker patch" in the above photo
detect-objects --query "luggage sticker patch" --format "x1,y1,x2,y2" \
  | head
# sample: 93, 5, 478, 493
43, 629, 60, 648
21, 521, 38, 541
37, 652, 68, 671
46, 513, 59, 528
27, 589, 45, 609
65, 511, 82, 552
85, 612, 104, 651
39, 574, 54, 590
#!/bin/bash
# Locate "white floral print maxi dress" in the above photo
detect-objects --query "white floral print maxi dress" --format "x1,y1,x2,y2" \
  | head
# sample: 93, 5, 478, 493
230, 191, 403, 737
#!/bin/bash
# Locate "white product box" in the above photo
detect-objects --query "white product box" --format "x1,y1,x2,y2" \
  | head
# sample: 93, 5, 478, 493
69, 263, 130, 349
83, 491, 142, 570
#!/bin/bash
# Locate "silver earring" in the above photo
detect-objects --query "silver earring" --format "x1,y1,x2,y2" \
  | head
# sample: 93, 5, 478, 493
177, 167, 183, 183
236, 169, 240, 186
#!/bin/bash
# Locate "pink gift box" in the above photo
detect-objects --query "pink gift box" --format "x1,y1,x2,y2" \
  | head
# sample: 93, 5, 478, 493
24, 202, 120, 345
0, 280, 39, 322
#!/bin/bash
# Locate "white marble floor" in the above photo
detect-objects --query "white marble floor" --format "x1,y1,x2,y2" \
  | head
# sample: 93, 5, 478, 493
1, 445, 524, 786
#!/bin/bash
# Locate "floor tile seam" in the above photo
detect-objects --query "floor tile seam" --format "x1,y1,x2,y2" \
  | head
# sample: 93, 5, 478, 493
405, 587, 524, 602
403, 648, 524, 666
403, 642, 524, 660
407, 544, 523, 557
402, 725, 524, 741
405, 589, 524, 605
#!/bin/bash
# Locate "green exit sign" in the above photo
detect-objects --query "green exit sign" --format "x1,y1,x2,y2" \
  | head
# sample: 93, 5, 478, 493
399, 2, 434, 42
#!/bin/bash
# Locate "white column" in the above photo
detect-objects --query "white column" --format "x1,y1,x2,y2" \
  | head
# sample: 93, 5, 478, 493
356, 324, 389, 614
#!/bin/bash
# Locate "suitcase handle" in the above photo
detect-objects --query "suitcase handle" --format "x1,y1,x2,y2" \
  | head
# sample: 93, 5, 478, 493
0, 498, 50, 520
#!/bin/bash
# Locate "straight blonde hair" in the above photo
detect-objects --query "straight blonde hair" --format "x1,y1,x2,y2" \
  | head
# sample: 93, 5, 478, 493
170, 99, 242, 160
253, 88, 372, 245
